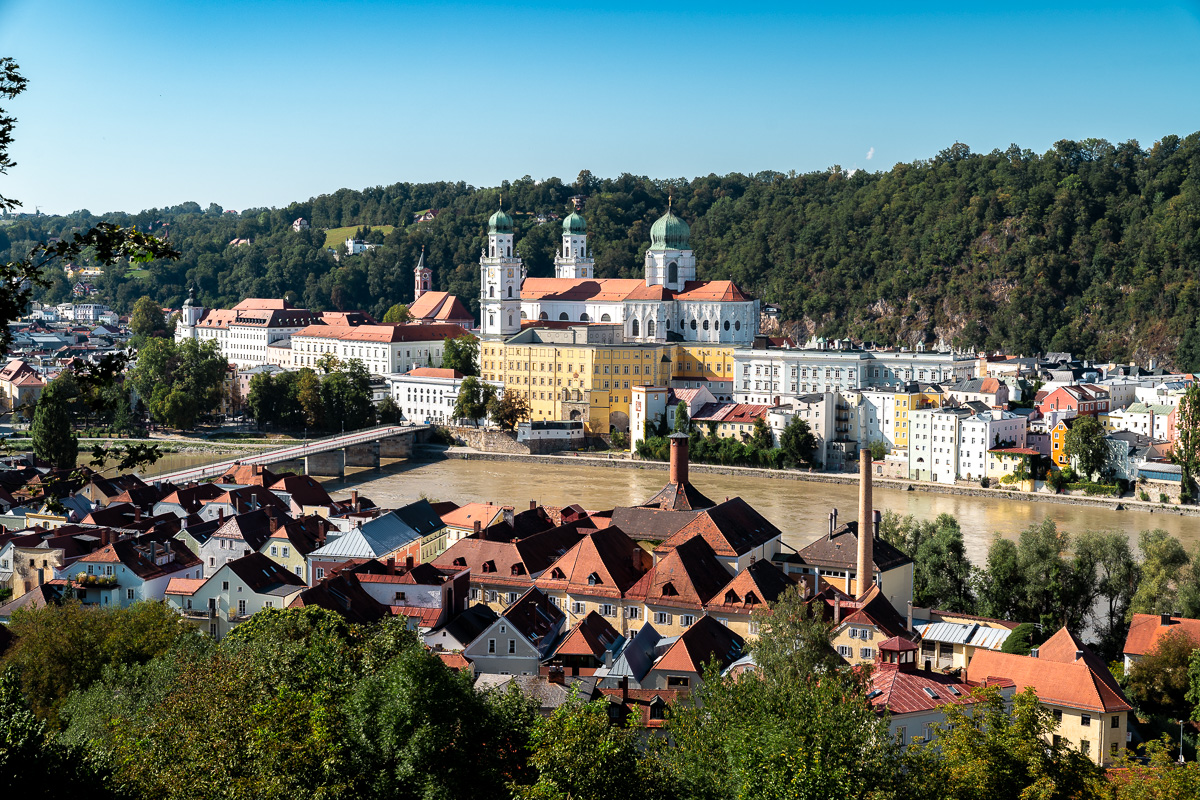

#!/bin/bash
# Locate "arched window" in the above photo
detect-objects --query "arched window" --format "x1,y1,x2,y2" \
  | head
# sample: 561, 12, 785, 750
490, 244, 495, 257
508, 314, 513, 327
507, 286, 512, 298
668, 262, 678, 284
631, 318, 640, 337
539, 312, 548, 320
488, 314, 495, 327
580, 312, 590, 322
520, 311, 528, 320
563, 244, 569, 257
489, 286, 495, 298
724, 320, 730, 330
735, 320, 741, 331
690, 319, 697, 331
600, 313, 611, 322
647, 319, 655, 336
559, 312, 569, 320
703, 319, 710, 331
506, 246, 511, 257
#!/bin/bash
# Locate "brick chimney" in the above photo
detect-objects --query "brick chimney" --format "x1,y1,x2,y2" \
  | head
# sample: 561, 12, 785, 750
351, 490, 360, 512
856, 449, 874, 600
387, 556, 396, 574
218, 507, 225, 524
133, 506, 141, 523
268, 513, 279, 533
833, 595, 841, 624
668, 432, 689, 485
529, 499, 536, 511
405, 555, 414, 570
473, 519, 481, 536
547, 665, 565, 685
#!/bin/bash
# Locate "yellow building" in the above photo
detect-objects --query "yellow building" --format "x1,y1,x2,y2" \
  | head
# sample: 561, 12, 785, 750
671, 343, 737, 399
1051, 418, 1079, 469
481, 324, 671, 434
892, 384, 943, 450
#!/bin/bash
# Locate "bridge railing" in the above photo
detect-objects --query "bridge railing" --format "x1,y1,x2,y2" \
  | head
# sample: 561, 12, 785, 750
151, 424, 425, 484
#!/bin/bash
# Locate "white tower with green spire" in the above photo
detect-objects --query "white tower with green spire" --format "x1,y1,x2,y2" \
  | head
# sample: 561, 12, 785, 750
554, 203, 594, 279
480, 198, 524, 338
644, 196, 695, 290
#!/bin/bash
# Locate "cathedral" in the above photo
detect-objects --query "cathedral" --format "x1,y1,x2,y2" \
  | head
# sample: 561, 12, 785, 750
479, 203, 759, 344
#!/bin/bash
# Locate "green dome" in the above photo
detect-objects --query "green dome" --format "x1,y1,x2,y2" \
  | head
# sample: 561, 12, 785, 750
488, 207, 513, 234
563, 210, 586, 235
649, 208, 689, 251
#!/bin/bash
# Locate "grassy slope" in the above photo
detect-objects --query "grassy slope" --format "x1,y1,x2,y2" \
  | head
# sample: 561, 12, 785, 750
322, 224, 394, 249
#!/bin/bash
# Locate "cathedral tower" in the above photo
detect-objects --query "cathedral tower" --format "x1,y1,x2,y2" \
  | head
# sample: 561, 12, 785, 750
480, 201, 523, 338
644, 197, 696, 290
554, 203, 594, 279
414, 246, 431, 300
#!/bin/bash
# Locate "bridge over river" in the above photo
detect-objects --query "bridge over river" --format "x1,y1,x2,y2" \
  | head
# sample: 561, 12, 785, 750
148, 424, 432, 484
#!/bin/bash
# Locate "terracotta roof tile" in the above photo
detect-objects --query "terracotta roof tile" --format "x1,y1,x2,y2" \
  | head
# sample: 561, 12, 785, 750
1123, 613, 1200, 658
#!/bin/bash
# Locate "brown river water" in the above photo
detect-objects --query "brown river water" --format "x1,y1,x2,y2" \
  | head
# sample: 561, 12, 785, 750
325, 458, 1200, 566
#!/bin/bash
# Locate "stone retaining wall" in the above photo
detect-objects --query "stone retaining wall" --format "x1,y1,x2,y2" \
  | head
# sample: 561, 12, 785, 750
441, 427, 573, 456
414, 446, 1200, 517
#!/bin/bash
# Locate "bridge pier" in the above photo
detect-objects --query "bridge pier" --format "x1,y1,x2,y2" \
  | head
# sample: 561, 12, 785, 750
305, 450, 345, 479
379, 436, 413, 458
346, 442, 380, 470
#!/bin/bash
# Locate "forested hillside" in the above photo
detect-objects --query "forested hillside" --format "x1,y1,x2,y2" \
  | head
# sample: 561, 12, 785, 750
5, 132, 1200, 367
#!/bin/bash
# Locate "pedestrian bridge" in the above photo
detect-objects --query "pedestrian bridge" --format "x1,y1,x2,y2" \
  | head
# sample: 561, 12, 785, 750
149, 424, 433, 484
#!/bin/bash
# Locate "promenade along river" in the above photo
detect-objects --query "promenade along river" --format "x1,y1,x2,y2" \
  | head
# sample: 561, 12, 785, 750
337, 458, 1200, 566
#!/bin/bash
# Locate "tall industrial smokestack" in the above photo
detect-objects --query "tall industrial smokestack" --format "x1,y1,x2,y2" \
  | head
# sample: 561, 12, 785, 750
857, 448, 874, 599
668, 432, 689, 485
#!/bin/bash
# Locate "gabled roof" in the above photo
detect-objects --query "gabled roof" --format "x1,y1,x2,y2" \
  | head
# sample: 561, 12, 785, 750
605, 624, 663, 683
224, 552, 307, 596
706, 559, 796, 613
408, 291, 474, 323
630, 535, 732, 608
440, 502, 506, 530
793, 521, 913, 572
74, 535, 200, 580
965, 628, 1132, 713
220, 463, 278, 486
501, 587, 565, 647
1123, 613, 1200, 658
869, 662, 998, 715
538, 526, 651, 598
289, 573, 390, 624
269, 474, 333, 509
436, 603, 500, 647
650, 615, 745, 675
608, 506, 701, 542
312, 500, 443, 560
213, 508, 291, 553
553, 611, 624, 659
657, 497, 780, 559
158, 483, 225, 513
641, 480, 715, 512
433, 523, 586, 585
837, 584, 911, 640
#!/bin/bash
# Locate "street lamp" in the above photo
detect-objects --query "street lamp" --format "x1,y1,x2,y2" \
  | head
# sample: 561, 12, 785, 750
1180, 719, 1186, 764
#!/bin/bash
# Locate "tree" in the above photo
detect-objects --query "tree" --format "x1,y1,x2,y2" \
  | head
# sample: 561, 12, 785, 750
129, 338, 228, 429
440, 334, 479, 376
129, 295, 166, 337
30, 378, 77, 469
673, 401, 689, 433
516, 697, 656, 800
1073, 530, 1140, 658
779, 415, 816, 466
381, 303, 411, 324
452, 376, 494, 425
1174, 386, 1200, 503
976, 536, 1023, 620
902, 687, 1103, 800
1001, 622, 1038, 655
377, 396, 402, 424
911, 514, 975, 612
297, 368, 323, 429
749, 417, 773, 450
1062, 415, 1109, 481
1126, 628, 1196, 718
869, 439, 888, 461
488, 391, 530, 432
1131, 528, 1190, 616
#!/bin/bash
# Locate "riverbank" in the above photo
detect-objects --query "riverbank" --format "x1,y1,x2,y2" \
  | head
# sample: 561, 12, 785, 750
418, 445, 1200, 518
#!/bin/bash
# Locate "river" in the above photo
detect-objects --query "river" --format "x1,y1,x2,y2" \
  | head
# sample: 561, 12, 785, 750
330, 457, 1200, 565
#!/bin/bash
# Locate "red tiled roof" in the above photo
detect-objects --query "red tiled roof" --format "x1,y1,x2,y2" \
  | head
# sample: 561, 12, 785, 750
965, 629, 1132, 713
657, 497, 781, 559
553, 611, 622, 658
673, 280, 749, 302
407, 367, 463, 379
870, 664, 1001, 715
1123, 613, 1200, 658
165, 577, 206, 596
293, 322, 471, 343
651, 615, 745, 675
440, 502, 505, 530
706, 559, 797, 614
629, 536, 732, 608
537, 526, 652, 599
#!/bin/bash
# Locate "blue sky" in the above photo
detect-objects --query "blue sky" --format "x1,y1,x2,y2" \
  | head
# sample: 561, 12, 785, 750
2, 0, 1199, 215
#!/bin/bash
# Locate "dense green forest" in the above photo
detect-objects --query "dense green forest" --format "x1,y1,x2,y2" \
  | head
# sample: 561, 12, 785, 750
5, 132, 1200, 367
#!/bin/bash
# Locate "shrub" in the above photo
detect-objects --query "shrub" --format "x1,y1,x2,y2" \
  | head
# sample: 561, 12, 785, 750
1139, 490, 1150, 501
980, 476, 990, 488
1159, 493, 1170, 504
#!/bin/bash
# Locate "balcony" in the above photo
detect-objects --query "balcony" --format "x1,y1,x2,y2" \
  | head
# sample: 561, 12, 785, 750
181, 608, 215, 621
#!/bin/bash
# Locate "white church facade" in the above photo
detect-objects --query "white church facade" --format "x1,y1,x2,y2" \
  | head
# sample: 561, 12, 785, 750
479, 203, 759, 344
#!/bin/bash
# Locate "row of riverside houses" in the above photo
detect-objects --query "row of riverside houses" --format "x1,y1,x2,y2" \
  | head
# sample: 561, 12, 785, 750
0, 438, 1162, 765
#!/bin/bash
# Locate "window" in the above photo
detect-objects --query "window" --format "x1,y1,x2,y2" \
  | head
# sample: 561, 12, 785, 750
860, 647, 873, 659
508, 639, 516, 654
237, 599, 246, 615
654, 611, 673, 625
667, 676, 690, 688
837, 645, 853, 657
572, 601, 585, 615
315, 568, 324, 580
1111, 742, 1119, 756
488, 639, 496, 654
897, 726, 906, 745
626, 606, 641, 619
222, 581, 229, 591
1053, 709, 1063, 723
506, 592, 518, 604
1111, 716, 1120, 729
680, 614, 695, 627
1081, 739, 1090, 756
270, 546, 278, 556
282, 547, 290, 558
600, 604, 615, 617
1081, 714, 1091, 727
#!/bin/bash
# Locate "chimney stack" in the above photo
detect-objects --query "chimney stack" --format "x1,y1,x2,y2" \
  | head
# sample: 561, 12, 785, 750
833, 595, 841, 624
906, 600, 913, 631
351, 490, 360, 512
473, 519, 481, 536
405, 555, 414, 570
547, 666, 565, 685
268, 513, 279, 533
856, 449, 874, 600
668, 432, 689, 485
1160, 612, 1172, 626
387, 556, 396, 574
134, 506, 141, 523
529, 499, 536, 511
218, 507, 225, 524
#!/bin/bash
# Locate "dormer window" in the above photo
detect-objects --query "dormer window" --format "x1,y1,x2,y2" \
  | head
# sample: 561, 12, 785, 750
745, 592, 760, 605
481, 560, 495, 574
511, 563, 526, 576
724, 591, 738, 605
551, 568, 565, 580
453, 557, 466, 567
587, 572, 600, 586
660, 582, 678, 597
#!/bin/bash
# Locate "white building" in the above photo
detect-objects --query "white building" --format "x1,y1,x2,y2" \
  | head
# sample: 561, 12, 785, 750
292, 217, 310, 232
767, 392, 836, 465
630, 386, 670, 450
909, 407, 972, 484
734, 343, 976, 406
479, 204, 760, 345
387, 368, 501, 424
1109, 403, 1173, 441
176, 293, 318, 370
291, 323, 473, 376
164, 552, 306, 641
957, 410, 1028, 481
856, 389, 898, 451
345, 238, 377, 255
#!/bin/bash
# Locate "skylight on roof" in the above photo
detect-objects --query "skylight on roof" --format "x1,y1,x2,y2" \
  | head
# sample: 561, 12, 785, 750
922, 687, 939, 699
947, 686, 961, 696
